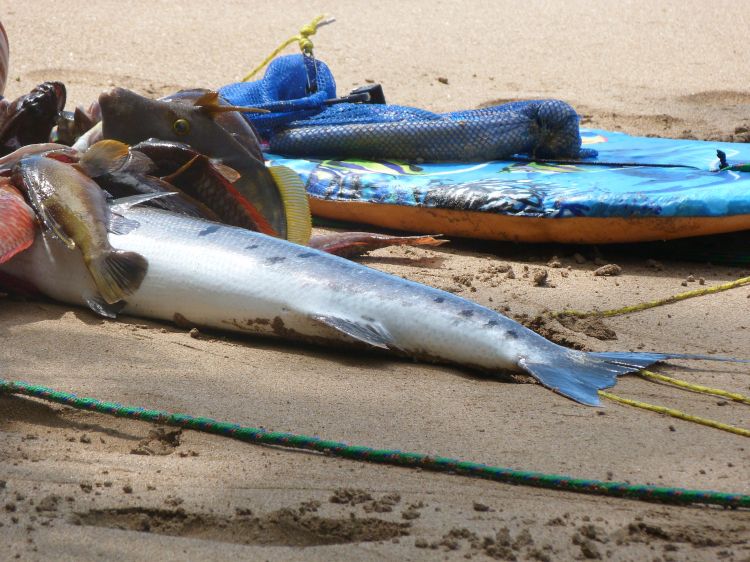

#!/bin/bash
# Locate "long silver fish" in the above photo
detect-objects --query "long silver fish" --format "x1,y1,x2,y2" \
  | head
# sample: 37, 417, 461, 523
0, 202, 736, 405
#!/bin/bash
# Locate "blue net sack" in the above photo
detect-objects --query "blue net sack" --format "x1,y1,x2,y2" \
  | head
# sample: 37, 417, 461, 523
220, 55, 591, 162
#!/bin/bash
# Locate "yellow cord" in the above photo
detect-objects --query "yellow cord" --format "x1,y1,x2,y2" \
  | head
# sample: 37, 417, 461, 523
639, 369, 750, 404
599, 391, 750, 437
556, 275, 750, 319
242, 15, 334, 82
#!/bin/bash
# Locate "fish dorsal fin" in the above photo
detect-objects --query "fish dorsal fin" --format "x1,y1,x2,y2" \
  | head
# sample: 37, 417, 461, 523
110, 192, 178, 215
192, 90, 269, 115
73, 106, 94, 132
312, 315, 396, 350
192, 91, 221, 108
77, 139, 130, 177
267, 165, 312, 245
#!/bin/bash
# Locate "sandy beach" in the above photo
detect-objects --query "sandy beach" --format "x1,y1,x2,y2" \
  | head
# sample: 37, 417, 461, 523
1, 1, 749, 560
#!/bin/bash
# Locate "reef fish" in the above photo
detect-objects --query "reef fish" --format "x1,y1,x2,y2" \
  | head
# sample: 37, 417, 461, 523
97, 87, 311, 244
11, 141, 148, 306
0, 177, 35, 264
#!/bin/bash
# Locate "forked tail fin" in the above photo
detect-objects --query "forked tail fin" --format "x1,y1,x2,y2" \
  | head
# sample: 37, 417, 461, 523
519, 351, 746, 406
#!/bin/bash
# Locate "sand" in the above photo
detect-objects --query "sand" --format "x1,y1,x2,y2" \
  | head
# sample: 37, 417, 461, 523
1, 1, 749, 560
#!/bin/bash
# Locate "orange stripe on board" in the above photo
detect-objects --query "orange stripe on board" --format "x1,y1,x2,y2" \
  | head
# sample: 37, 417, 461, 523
309, 199, 750, 244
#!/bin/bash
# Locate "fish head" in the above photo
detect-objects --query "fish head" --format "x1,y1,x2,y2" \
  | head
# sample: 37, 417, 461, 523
0, 82, 66, 155
98, 88, 311, 245
99, 87, 260, 168
161, 89, 264, 160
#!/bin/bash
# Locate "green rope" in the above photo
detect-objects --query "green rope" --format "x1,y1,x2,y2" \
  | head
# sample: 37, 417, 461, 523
1, 378, 748, 509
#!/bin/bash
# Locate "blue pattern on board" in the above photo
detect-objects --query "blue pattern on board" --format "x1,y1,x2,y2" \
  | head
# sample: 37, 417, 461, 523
267, 129, 750, 220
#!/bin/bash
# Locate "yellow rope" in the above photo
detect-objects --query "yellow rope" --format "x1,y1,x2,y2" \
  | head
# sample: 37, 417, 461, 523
639, 370, 750, 404
556, 275, 750, 319
242, 15, 334, 82
599, 391, 750, 437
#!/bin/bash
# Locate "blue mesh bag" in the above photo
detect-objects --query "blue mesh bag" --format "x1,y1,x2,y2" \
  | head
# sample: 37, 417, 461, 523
220, 54, 591, 162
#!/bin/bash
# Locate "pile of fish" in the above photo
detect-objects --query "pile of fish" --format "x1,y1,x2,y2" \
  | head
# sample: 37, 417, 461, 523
0, 22, 741, 406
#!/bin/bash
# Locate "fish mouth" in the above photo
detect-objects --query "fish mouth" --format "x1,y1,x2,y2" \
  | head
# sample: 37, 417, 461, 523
98, 87, 150, 121
98, 87, 130, 117
50, 82, 66, 110
98, 87, 149, 140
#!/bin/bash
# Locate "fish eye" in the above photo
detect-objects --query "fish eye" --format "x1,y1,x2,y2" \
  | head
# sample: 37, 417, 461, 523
172, 118, 191, 136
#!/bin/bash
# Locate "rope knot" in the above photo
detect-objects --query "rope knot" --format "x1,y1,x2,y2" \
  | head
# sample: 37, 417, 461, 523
241, 15, 335, 82
298, 36, 315, 54
299, 23, 319, 37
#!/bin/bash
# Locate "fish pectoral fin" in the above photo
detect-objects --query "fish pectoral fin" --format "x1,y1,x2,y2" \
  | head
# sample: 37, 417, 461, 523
38, 206, 76, 250
20, 183, 76, 249
268, 165, 312, 246
76, 139, 131, 177
208, 159, 241, 183
311, 314, 395, 350
108, 213, 141, 236
84, 294, 127, 319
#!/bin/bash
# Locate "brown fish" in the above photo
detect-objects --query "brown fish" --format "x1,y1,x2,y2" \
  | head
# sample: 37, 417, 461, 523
11, 140, 148, 305
131, 139, 276, 236
97, 87, 311, 244
161, 89, 264, 161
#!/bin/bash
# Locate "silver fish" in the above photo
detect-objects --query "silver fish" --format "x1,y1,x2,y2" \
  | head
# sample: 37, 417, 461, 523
0, 202, 736, 405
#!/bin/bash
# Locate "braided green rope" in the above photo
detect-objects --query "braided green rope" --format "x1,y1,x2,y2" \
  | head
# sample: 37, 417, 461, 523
1, 378, 748, 509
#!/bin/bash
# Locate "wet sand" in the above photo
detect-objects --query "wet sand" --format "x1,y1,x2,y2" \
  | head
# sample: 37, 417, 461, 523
1, 1, 749, 560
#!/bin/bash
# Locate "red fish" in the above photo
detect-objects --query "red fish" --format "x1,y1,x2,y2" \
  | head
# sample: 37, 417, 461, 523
0, 177, 35, 264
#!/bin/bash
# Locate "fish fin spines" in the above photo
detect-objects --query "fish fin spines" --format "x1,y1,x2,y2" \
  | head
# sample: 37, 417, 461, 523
192, 91, 221, 108
268, 165, 312, 245
86, 250, 148, 304
192, 91, 268, 115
